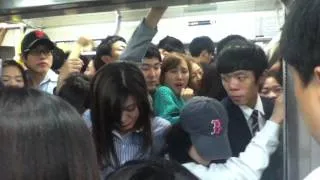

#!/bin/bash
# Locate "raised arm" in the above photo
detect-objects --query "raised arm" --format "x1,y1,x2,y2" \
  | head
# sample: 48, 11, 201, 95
145, 7, 168, 29
119, 7, 167, 62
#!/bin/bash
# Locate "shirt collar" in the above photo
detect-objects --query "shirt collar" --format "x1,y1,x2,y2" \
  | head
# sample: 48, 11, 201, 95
239, 95, 265, 121
40, 69, 58, 85
112, 128, 143, 139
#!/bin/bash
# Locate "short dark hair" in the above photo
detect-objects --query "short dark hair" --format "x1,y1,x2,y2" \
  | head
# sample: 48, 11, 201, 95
158, 36, 185, 54
90, 62, 152, 167
94, 35, 126, 71
0, 88, 99, 180
166, 124, 193, 164
160, 53, 192, 85
107, 158, 199, 180
189, 36, 215, 57
57, 73, 90, 114
280, 0, 320, 86
144, 43, 161, 62
216, 41, 268, 81
2, 60, 28, 87
51, 46, 66, 72
216, 35, 247, 55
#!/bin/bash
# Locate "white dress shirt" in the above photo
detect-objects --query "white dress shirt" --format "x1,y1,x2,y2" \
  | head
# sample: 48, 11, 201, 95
239, 95, 266, 134
39, 69, 58, 94
183, 120, 280, 180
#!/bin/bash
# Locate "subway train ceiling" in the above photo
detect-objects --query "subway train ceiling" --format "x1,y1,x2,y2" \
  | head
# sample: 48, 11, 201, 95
0, 0, 282, 28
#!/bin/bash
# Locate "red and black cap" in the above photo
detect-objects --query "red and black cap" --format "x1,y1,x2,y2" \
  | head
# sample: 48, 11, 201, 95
21, 30, 55, 54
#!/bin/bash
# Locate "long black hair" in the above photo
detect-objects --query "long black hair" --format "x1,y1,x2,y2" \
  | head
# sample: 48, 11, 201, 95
0, 88, 99, 180
90, 62, 152, 168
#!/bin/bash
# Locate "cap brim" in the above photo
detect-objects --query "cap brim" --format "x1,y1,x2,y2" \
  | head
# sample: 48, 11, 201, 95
26, 39, 55, 52
190, 134, 232, 161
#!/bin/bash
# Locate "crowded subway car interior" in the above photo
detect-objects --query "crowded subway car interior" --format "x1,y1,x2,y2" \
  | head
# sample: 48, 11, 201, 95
0, 0, 319, 179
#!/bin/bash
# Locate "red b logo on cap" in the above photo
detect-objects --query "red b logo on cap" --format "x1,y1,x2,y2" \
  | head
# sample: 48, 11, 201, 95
211, 119, 223, 135
35, 30, 45, 38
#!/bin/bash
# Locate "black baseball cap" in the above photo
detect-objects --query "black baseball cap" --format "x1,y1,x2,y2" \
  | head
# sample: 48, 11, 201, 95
21, 30, 55, 54
180, 96, 232, 161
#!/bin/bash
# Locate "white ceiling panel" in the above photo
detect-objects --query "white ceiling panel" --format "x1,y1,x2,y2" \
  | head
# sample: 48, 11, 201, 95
22, 0, 282, 28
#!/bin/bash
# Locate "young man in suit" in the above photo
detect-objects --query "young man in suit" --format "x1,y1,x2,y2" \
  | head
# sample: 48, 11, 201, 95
280, 0, 320, 179
216, 39, 281, 179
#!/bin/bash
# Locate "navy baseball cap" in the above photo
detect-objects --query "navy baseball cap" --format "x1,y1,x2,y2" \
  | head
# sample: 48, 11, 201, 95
21, 30, 55, 54
180, 96, 232, 161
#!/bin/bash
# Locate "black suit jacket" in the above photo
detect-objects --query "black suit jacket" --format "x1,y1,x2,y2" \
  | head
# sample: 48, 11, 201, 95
221, 96, 274, 156
221, 96, 282, 180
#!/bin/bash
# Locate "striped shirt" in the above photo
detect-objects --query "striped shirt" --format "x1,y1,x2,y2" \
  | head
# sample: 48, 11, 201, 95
82, 110, 171, 178
100, 130, 150, 178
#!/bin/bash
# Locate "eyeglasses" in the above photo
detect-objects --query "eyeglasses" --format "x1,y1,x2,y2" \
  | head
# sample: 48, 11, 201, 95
26, 48, 52, 56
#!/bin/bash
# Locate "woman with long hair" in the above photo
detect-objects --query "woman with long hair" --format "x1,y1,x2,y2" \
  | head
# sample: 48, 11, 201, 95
90, 62, 169, 178
153, 53, 193, 124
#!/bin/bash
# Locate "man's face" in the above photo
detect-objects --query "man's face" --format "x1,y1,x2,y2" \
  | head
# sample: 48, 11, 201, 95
140, 58, 161, 93
221, 70, 259, 108
290, 65, 320, 143
200, 50, 214, 64
111, 40, 127, 61
25, 44, 53, 74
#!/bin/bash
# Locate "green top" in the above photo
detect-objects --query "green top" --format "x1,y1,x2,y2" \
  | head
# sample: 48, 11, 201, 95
153, 86, 185, 124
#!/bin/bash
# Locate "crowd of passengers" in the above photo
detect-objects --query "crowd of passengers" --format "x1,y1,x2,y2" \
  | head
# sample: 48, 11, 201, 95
0, 6, 286, 180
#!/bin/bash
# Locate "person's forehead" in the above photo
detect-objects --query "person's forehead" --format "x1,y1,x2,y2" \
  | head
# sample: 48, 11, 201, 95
112, 41, 127, 48
123, 95, 137, 106
265, 76, 278, 83
192, 63, 201, 70
222, 70, 253, 76
142, 57, 161, 65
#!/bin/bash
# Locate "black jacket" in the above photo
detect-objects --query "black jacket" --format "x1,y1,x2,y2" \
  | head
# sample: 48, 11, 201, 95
221, 96, 282, 180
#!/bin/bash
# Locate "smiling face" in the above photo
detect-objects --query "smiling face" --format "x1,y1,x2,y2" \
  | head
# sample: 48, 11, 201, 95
111, 40, 127, 61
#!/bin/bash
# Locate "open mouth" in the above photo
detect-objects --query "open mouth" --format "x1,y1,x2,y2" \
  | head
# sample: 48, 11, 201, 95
174, 82, 185, 89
